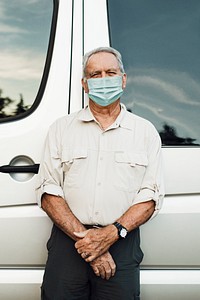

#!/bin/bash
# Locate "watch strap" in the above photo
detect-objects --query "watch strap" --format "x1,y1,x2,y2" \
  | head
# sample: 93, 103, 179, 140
113, 222, 128, 239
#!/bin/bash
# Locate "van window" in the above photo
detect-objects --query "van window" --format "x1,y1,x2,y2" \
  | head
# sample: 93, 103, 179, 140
0, 1, 55, 121
108, 0, 200, 146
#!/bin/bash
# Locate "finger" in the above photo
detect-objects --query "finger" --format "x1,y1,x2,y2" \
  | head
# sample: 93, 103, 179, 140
85, 254, 97, 263
74, 235, 91, 250
77, 247, 94, 259
81, 252, 90, 259
81, 252, 86, 259
75, 243, 95, 257
111, 266, 116, 277
74, 241, 86, 251
99, 266, 106, 280
109, 261, 116, 277
102, 261, 112, 280
76, 247, 83, 254
105, 267, 112, 280
92, 266, 100, 277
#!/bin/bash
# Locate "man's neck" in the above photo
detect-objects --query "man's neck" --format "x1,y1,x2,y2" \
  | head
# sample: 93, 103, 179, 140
89, 99, 121, 130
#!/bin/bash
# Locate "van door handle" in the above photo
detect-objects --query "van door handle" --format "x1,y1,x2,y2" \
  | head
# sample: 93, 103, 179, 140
0, 164, 39, 174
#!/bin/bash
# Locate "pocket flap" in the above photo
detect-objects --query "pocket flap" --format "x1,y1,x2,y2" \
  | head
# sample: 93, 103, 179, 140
115, 152, 148, 167
61, 148, 88, 162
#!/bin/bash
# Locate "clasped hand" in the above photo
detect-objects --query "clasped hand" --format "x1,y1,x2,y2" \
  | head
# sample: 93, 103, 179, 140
74, 226, 118, 280
74, 226, 114, 262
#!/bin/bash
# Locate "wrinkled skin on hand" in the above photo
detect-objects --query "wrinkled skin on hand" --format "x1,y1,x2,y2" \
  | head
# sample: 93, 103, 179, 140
90, 251, 116, 280
74, 226, 118, 263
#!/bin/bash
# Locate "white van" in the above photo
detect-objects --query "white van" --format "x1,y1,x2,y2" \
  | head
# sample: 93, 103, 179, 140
0, 0, 200, 299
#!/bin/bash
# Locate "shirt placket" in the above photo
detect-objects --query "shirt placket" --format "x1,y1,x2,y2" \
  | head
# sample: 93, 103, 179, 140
91, 130, 107, 224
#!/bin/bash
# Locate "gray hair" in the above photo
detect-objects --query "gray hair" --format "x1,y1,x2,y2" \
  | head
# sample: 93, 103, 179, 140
82, 46, 125, 78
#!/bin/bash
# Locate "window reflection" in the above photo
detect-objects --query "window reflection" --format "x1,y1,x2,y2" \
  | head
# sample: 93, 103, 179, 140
0, 1, 53, 120
108, 0, 200, 146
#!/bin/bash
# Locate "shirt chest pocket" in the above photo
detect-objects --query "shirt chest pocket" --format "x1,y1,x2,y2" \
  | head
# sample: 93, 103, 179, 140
114, 152, 148, 192
61, 148, 88, 188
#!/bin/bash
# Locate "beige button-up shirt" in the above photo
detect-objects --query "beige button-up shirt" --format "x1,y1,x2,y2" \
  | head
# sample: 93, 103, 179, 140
36, 104, 164, 226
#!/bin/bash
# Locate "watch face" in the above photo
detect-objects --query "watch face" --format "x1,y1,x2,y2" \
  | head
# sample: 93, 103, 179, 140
120, 228, 127, 238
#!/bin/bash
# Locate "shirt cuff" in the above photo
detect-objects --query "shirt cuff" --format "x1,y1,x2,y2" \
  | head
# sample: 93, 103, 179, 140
133, 187, 164, 219
36, 183, 64, 207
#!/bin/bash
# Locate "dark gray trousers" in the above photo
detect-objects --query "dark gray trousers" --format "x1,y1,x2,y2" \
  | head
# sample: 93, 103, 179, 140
41, 224, 143, 300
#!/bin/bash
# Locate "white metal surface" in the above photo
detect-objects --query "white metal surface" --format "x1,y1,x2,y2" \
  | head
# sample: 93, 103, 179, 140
0, 0, 73, 206
0, 0, 200, 299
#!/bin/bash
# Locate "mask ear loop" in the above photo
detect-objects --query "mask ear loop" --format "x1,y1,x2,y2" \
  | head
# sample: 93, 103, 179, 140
121, 73, 126, 89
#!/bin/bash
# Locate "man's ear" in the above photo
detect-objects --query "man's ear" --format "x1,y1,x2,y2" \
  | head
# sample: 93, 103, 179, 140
122, 73, 127, 89
82, 78, 89, 93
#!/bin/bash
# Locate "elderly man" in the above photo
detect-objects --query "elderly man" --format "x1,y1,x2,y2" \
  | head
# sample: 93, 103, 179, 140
36, 46, 164, 300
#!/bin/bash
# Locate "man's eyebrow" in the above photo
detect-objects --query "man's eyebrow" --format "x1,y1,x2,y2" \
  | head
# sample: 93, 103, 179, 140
90, 70, 101, 74
106, 68, 119, 72
85, 70, 101, 76
87, 68, 119, 75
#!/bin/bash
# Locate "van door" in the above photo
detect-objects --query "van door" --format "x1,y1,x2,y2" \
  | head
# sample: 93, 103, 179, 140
0, 1, 73, 298
107, 0, 200, 299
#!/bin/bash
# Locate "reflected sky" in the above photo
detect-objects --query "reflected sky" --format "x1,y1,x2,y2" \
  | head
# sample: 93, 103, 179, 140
0, 0, 52, 104
108, 0, 200, 144
126, 68, 200, 142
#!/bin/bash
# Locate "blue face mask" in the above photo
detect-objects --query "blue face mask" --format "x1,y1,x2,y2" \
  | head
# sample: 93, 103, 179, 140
87, 76, 124, 107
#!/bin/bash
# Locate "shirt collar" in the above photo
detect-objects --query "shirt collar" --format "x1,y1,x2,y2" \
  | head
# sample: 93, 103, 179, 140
77, 105, 95, 122
119, 104, 133, 130
115, 103, 133, 130
78, 103, 133, 130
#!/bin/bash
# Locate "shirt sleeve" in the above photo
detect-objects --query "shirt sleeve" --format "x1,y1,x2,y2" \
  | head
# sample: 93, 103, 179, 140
35, 121, 65, 207
133, 127, 165, 219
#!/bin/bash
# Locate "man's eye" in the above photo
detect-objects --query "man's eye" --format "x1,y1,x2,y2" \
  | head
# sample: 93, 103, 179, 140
91, 73, 99, 78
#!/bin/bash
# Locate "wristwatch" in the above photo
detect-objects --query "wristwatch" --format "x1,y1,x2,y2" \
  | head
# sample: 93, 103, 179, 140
113, 222, 128, 239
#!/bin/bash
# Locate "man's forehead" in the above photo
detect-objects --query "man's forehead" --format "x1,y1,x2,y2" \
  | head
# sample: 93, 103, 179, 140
86, 52, 119, 69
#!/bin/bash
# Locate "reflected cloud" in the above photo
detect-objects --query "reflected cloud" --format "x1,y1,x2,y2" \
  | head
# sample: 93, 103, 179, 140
0, 2, 6, 20
132, 99, 195, 138
0, 0, 51, 105
12, 0, 40, 4
0, 50, 44, 80
0, 23, 27, 34
123, 67, 200, 143
128, 73, 200, 106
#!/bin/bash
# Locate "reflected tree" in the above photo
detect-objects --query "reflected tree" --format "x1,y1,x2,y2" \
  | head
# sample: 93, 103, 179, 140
159, 123, 199, 146
14, 94, 30, 115
0, 89, 30, 118
124, 108, 199, 146
0, 89, 13, 118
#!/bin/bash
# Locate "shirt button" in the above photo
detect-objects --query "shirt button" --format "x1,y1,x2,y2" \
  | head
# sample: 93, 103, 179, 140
97, 182, 101, 186
100, 157, 103, 160
95, 212, 99, 215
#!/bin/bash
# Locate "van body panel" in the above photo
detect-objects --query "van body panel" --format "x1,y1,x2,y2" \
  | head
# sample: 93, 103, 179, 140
163, 148, 200, 194
141, 198, 200, 267
0, 206, 51, 266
